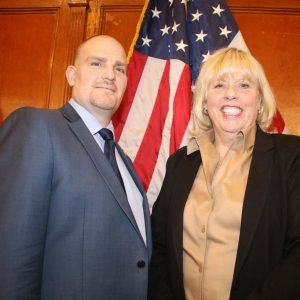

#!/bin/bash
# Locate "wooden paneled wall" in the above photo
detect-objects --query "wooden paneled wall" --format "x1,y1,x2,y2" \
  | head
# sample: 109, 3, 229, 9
0, 0, 87, 122
0, 0, 299, 135
85, 0, 143, 53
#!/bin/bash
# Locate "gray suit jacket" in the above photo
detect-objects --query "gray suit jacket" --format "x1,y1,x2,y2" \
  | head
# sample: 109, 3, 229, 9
0, 103, 152, 300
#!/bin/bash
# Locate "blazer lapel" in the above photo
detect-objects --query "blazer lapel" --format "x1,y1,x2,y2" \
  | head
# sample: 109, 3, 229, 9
171, 149, 201, 274
60, 104, 140, 235
233, 127, 275, 280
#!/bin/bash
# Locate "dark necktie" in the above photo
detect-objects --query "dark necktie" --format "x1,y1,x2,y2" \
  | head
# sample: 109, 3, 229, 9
99, 128, 126, 192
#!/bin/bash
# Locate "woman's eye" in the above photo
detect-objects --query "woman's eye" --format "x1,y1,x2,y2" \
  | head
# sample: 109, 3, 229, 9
239, 82, 250, 88
214, 83, 224, 88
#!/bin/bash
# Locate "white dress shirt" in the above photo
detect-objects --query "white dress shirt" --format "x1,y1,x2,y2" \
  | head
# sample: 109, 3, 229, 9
69, 99, 147, 245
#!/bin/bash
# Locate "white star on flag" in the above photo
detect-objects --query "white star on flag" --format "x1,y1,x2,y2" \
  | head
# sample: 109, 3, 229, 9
142, 35, 152, 46
219, 26, 232, 38
172, 21, 180, 33
151, 7, 162, 18
195, 29, 208, 42
160, 25, 170, 36
175, 39, 188, 52
212, 4, 225, 17
192, 9, 203, 21
202, 51, 211, 61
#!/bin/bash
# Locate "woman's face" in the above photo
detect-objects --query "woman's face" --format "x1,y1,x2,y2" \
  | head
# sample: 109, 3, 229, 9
206, 75, 261, 140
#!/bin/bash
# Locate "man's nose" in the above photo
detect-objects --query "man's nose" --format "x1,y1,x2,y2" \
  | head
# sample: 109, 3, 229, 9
101, 66, 116, 81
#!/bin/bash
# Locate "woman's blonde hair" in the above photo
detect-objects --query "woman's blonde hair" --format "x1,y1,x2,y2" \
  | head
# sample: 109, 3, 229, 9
192, 47, 277, 134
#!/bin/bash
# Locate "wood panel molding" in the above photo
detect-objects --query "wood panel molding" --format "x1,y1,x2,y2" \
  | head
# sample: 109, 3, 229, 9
61, 0, 88, 101
100, 0, 143, 5
68, 0, 88, 7
228, 0, 300, 10
85, 0, 144, 40
48, 1, 88, 107
85, 0, 144, 51
0, 0, 63, 9
228, 4, 300, 15
85, 0, 101, 38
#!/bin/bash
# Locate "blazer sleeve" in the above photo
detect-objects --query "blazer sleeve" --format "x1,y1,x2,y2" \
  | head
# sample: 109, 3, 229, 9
0, 108, 53, 299
148, 156, 176, 300
246, 136, 300, 299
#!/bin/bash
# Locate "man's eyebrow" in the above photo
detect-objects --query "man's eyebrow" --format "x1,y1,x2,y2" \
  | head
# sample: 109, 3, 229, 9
86, 56, 106, 62
86, 57, 127, 67
115, 61, 127, 67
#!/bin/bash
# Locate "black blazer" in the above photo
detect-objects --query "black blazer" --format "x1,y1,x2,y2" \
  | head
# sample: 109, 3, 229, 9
148, 127, 300, 300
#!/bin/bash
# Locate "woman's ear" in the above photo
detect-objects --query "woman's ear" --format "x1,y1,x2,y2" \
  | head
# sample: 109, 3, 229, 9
65, 65, 77, 87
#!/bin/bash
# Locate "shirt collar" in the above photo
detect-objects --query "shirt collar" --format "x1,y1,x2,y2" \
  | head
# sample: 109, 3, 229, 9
69, 99, 114, 136
187, 124, 257, 155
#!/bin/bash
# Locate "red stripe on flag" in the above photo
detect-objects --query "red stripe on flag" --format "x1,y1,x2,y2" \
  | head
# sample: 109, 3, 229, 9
113, 50, 148, 140
169, 64, 192, 155
133, 61, 171, 191
268, 110, 285, 133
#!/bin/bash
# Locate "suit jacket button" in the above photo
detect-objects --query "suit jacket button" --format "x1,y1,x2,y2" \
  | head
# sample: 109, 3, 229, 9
137, 260, 146, 268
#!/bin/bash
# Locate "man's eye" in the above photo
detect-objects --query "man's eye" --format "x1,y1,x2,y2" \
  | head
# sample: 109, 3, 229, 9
90, 62, 101, 67
116, 67, 126, 74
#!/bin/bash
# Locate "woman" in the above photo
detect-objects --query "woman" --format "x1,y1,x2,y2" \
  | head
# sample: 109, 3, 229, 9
148, 48, 300, 300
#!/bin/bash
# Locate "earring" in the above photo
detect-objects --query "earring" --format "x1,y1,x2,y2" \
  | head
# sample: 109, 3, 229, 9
258, 104, 263, 115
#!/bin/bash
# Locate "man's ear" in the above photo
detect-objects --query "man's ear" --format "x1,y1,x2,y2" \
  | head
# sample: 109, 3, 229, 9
65, 65, 77, 86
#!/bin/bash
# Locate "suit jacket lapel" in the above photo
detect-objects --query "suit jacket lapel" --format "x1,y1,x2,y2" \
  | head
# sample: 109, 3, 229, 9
60, 104, 141, 237
171, 149, 201, 274
233, 127, 274, 280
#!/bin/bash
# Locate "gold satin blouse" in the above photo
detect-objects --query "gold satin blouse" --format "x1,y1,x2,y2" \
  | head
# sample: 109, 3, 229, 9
183, 125, 256, 300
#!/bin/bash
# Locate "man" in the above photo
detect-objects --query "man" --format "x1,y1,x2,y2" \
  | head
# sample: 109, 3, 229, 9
0, 35, 152, 300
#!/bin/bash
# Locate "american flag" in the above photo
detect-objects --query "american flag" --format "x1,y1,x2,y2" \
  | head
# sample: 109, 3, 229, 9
113, 0, 286, 209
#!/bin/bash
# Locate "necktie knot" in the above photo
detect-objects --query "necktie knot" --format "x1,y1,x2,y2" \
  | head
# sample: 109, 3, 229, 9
99, 128, 114, 141
98, 128, 126, 194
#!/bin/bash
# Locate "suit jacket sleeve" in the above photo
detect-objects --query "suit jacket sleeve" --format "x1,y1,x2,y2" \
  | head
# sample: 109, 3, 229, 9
0, 108, 53, 299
